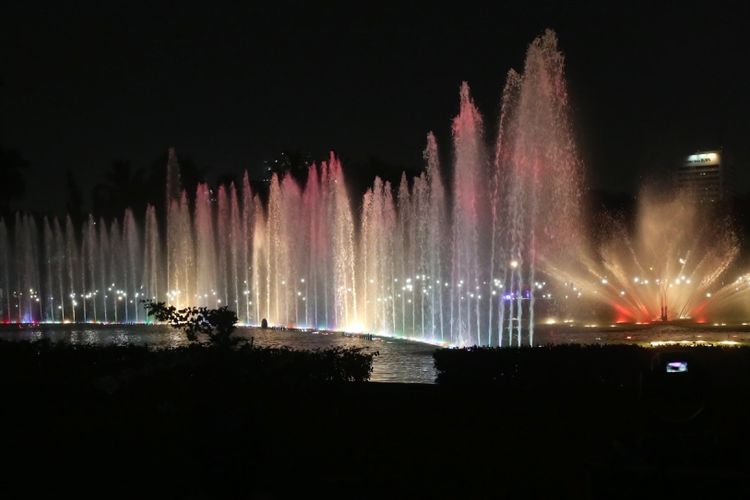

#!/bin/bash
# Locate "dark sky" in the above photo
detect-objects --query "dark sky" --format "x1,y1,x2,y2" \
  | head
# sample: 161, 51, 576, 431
2, 1, 749, 214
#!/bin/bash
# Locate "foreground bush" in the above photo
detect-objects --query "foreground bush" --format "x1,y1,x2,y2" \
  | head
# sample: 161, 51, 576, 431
143, 300, 241, 347
0, 339, 377, 394
434, 344, 750, 390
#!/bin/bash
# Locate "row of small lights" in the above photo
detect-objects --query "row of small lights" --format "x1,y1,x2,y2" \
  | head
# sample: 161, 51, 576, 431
19, 267, 750, 313
10, 285, 155, 309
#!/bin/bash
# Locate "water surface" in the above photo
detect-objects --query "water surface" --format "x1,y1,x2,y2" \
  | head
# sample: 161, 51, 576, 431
0, 325, 438, 384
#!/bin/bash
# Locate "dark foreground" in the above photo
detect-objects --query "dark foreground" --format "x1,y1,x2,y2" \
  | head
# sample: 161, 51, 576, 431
1, 344, 749, 499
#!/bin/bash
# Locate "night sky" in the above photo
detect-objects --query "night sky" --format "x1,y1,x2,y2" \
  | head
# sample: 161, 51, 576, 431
2, 1, 749, 214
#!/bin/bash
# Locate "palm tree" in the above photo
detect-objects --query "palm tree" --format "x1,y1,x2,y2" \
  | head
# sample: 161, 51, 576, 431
92, 160, 147, 219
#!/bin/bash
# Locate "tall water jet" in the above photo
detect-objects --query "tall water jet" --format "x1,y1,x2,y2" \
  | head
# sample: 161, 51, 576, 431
240, 172, 256, 324
142, 205, 161, 306
194, 183, 217, 308
266, 173, 284, 324
97, 217, 110, 322
108, 218, 121, 322
451, 82, 487, 346
251, 187, 269, 325
0, 219, 10, 321
123, 209, 140, 322
494, 29, 583, 346
424, 133, 448, 341
327, 155, 358, 329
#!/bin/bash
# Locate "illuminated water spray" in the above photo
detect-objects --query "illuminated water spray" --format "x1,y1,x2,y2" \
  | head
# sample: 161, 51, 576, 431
0, 30, 580, 345
6, 30, 739, 345
544, 189, 746, 323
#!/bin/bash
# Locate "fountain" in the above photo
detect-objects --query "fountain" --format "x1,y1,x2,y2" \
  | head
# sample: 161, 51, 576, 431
1, 30, 747, 345
543, 188, 746, 324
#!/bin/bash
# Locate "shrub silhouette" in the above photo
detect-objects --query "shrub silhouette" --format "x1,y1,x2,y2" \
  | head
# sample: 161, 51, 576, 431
143, 300, 241, 348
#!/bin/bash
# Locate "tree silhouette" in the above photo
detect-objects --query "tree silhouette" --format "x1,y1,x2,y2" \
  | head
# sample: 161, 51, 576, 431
0, 77, 28, 217
343, 154, 416, 208
0, 147, 27, 218
66, 170, 84, 227
143, 150, 206, 215
89, 151, 207, 221
92, 160, 147, 219
143, 300, 242, 348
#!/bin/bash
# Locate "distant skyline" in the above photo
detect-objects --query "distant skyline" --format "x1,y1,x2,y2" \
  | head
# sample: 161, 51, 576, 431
2, 1, 749, 214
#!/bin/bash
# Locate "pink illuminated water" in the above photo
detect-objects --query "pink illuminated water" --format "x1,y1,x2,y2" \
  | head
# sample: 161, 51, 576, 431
2, 30, 745, 345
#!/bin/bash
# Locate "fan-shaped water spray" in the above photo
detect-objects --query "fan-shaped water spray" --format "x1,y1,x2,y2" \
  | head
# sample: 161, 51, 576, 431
544, 189, 746, 323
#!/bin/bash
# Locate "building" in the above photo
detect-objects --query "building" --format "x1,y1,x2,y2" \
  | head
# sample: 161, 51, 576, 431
676, 150, 723, 203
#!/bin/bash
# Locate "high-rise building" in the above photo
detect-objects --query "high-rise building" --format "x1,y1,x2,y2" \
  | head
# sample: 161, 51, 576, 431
676, 150, 723, 203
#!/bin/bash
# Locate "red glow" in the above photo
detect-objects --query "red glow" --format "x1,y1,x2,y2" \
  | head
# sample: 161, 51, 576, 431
690, 302, 711, 324
691, 302, 708, 316
612, 303, 637, 323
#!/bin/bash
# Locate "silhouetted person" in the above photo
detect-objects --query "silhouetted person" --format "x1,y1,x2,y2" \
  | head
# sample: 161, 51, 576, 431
261, 318, 268, 329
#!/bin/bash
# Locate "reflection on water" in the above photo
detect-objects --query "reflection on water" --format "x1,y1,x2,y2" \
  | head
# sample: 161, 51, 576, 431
534, 324, 750, 347
0, 325, 438, 384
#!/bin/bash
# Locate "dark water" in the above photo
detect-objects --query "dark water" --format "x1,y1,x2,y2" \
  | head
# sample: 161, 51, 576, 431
0, 325, 438, 384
